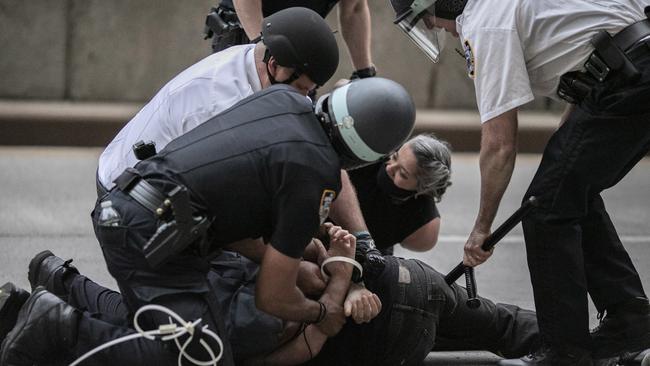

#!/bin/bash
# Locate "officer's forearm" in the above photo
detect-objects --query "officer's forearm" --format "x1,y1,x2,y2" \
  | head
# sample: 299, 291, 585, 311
475, 110, 518, 232
256, 283, 323, 323
233, 0, 263, 40
338, 0, 373, 70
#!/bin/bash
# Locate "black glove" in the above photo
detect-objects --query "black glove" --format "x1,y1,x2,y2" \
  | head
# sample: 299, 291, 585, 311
354, 231, 385, 280
350, 65, 377, 80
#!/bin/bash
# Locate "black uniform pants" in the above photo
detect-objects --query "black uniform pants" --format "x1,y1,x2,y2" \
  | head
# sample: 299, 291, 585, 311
311, 257, 539, 366
522, 52, 650, 349
65, 189, 235, 365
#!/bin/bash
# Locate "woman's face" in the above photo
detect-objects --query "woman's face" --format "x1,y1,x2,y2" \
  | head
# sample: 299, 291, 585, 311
385, 143, 418, 191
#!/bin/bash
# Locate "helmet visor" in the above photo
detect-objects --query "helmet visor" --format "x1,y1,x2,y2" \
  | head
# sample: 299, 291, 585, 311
392, 0, 447, 62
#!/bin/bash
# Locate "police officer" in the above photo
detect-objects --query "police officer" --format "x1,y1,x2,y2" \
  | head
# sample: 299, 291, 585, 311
390, 0, 650, 364
0, 77, 415, 366
204, 0, 376, 80
97, 7, 338, 194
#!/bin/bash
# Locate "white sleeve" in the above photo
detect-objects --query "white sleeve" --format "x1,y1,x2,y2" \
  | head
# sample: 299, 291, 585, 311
467, 29, 535, 123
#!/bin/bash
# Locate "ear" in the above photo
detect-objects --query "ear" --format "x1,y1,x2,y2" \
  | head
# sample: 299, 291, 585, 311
266, 56, 278, 74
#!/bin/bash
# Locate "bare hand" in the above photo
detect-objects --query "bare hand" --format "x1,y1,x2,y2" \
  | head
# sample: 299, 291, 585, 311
297, 260, 326, 297
463, 228, 494, 267
344, 283, 382, 324
323, 223, 355, 259
316, 295, 346, 336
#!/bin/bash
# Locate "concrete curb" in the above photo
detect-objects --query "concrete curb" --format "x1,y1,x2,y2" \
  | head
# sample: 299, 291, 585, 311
0, 100, 561, 152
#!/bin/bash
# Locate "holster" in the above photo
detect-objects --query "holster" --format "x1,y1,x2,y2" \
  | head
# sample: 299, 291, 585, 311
143, 186, 211, 268
557, 14, 650, 104
204, 6, 243, 40
114, 169, 212, 268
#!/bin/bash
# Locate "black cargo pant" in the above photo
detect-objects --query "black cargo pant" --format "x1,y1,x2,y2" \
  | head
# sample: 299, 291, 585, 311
521, 51, 650, 350
311, 257, 539, 366
63, 189, 234, 365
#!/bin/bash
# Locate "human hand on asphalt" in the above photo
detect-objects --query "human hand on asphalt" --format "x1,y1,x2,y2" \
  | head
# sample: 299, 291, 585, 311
463, 227, 494, 267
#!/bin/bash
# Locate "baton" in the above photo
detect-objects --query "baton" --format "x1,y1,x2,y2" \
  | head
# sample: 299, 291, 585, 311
444, 196, 538, 285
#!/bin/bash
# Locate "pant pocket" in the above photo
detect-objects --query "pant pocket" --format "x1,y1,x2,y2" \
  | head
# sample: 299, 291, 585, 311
380, 304, 437, 366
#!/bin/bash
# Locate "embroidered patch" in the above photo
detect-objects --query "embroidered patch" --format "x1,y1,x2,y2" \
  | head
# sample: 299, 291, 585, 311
398, 265, 411, 284
319, 190, 336, 224
463, 39, 476, 79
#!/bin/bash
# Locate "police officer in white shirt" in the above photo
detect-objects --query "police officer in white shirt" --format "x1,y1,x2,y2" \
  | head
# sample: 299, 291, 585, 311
97, 7, 337, 193
390, 0, 650, 364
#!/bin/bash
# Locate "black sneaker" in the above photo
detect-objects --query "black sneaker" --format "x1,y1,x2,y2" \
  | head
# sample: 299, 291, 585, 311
0, 287, 78, 365
592, 297, 650, 359
0, 282, 29, 344
28, 250, 79, 301
498, 345, 593, 366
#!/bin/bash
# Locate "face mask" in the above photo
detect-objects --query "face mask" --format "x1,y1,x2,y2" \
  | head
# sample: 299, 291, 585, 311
376, 163, 417, 200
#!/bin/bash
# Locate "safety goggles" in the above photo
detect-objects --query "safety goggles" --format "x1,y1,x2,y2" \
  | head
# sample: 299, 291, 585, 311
390, 0, 447, 62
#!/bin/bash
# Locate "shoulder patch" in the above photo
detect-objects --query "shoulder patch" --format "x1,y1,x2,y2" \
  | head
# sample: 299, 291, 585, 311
319, 189, 336, 224
463, 39, 476, 79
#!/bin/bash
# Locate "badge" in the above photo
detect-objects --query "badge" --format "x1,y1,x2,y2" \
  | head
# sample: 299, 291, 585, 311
463, 39, 476, 79
319, 189, 336, 224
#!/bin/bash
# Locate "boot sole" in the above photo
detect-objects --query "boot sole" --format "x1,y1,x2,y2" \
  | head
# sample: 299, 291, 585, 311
27, 250, 55, 292
0, 283, 29, 343
0, 287, 47, 365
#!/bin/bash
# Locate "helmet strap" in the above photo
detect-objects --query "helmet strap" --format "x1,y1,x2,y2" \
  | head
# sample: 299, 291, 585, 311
264, 49, 303, 86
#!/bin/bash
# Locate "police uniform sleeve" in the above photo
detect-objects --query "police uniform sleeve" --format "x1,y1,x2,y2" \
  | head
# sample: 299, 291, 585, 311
268, 152, 341, 259
464, 28, 535, 122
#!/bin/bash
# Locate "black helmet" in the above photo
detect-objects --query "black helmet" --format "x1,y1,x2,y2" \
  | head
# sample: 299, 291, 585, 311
316, 78, 416, 170
260, 7, 339, 86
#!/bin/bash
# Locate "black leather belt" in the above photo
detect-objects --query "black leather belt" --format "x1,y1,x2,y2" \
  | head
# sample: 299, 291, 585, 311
113, 168, 167, 215
612, 18, 650, 51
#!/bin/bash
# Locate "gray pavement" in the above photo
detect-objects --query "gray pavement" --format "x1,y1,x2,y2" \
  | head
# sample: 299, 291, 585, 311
1, 147, 649, 364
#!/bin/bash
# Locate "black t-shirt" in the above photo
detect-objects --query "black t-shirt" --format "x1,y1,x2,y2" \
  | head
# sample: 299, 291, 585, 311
348, 162, 439, 249
136, 85, 341, 258
219, 0, 339, 18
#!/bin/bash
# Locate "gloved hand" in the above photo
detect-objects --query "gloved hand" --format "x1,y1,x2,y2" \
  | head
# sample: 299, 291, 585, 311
350, 65, 377, 80
354, 231, 385, 279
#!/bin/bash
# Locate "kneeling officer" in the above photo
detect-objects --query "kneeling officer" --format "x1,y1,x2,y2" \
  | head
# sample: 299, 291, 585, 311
0, 77, 415, 366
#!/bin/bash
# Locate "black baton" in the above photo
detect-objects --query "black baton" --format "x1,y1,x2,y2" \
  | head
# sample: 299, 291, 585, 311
444, 196, 538, 285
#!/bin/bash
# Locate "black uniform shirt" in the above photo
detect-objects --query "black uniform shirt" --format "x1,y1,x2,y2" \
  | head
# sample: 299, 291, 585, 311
220, 0, 339, 18
348, 161, 439, 249
136, 85, 341, 258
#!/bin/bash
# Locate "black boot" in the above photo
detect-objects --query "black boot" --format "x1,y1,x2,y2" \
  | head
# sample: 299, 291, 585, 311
591, 297, 650, 359
28, 250, 79, 301
0, 282, 29, 344
497, 345, 594, 366
0, 287, 79, 365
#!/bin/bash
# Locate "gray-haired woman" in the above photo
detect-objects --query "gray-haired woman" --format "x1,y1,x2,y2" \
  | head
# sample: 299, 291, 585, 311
347, 133, 452, 253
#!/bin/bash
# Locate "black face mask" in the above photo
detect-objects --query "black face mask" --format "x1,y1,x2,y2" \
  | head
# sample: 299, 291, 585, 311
376, 163, 417, 200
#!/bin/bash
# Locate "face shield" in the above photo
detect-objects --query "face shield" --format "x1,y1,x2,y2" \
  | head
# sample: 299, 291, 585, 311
391, 0, 447, 63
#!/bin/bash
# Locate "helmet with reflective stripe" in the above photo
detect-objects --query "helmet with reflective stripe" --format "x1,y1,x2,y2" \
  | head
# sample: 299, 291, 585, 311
316, 78, 416, 170
260, 7, 339, 86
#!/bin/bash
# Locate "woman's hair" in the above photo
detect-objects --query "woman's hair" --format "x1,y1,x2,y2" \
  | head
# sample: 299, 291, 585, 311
407, 134, 452, 202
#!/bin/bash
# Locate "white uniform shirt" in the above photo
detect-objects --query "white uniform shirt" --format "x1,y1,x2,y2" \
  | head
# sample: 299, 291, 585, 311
457, 0, 646, 122
98, 44, 262, 188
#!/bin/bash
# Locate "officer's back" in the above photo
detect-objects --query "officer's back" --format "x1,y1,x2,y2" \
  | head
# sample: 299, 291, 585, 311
135, 84, 341, 254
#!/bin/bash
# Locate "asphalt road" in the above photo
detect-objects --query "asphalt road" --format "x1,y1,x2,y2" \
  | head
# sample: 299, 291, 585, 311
0, 146, 649, 363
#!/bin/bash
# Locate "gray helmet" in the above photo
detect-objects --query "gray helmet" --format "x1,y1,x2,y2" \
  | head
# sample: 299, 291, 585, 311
260, 7, 339, 86
315, 78, 416, 170
389, 0, 467, 62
